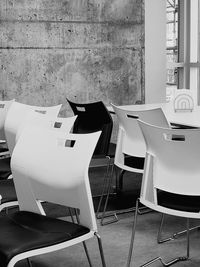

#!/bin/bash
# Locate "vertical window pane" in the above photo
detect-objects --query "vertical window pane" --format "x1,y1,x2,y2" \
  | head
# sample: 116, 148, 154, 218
166, 0, 179, 101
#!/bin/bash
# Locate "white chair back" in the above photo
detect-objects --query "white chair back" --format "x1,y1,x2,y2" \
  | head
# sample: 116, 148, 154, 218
111, 104, 170, 172
0, 99, 15, 140
11, 125, 101, 230
4, 102, 62, 154
15, 110, 77, 143
138, 120, 200, 215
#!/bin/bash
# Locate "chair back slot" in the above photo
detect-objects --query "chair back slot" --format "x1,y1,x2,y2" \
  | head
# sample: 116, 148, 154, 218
35, 110, 47, 114
164, 133, 185, 142
76, 106, 86, 112
127, 114, 139, 119
65, 139, 76, 148
54, 121, 62, 128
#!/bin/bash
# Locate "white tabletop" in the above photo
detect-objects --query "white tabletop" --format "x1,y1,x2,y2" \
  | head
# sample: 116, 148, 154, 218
108, 102, 200, 128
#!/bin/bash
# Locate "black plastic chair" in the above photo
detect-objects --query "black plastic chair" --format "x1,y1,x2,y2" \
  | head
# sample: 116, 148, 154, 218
67, 99, 116, 225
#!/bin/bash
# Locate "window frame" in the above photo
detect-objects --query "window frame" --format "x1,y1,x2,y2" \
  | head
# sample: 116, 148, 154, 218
167, 0, 200, 103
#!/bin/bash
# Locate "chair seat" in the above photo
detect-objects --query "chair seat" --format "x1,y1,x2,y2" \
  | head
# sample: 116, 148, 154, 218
0, 157, 11, 180
0, 211, 90, 267
0, 179, 17, 203
124, 155, 144, 170
157, 190, 200, 212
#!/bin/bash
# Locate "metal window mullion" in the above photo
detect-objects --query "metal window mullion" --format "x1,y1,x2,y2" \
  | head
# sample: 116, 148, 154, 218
184, 0, 191, 89
198, 1, 200, 104
178, 0, 184, 88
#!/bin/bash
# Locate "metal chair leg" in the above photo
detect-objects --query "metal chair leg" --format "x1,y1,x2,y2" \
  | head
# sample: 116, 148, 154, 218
95, 233, 107, 267
27, 258, 33, 267
73, 209, 93, 267
83, 241, 93, 267
96, 157, 112, 217
126, 198, 140, 267
157, 213, 199, 244
96, 163, 119, 225
115, 167, 151, 217
127, 199, 189, 267
97, 164, 151, 225
99, 164, 119, 225
68, 207, 75, 223
186, 218, 190, 259
118, 169, 126, 192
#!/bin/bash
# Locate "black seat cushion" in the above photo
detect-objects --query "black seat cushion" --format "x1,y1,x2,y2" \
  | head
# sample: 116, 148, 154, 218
0, 179, 17, 203
0, 211, 90, 267
0, 157, 11, 180
0, 147, 9, 153
157, 190, 200, 212
124, 154, 145, 170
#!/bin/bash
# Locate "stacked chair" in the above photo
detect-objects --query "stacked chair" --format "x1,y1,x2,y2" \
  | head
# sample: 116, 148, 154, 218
4, 101, 62, 154
0, 115, 77, 213
127, 120, 200, 266
0, 121, 106, 266
0, 99, 15, 151
0, 99, 15, 179
0, 101, 63, 212
98, 104, 170, 225
66, 98, 116, 225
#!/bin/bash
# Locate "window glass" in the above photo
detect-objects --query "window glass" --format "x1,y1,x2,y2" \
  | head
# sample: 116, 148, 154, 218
166, 0, 179, 101
166, 0, 200, 104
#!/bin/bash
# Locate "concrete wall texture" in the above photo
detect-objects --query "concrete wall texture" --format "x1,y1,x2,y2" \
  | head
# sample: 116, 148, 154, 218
0, 0, 144, 116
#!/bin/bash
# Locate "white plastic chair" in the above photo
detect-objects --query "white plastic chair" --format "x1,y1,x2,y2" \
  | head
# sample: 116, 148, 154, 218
0, 99, 15, 156
0, 113, 77, 213
4, 101, 62, 155
0, 125, 106, 267
97, 104, 170, 225
112, 104, 170, 172
0, 99, 15, 180
127, 121, 200, 267
15, 110, 77, 143
0, 99, 15, 141
0, 102, 62, 210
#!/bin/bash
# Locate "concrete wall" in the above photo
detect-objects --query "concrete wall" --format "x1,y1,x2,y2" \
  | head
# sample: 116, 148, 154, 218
0, 0, 144, 116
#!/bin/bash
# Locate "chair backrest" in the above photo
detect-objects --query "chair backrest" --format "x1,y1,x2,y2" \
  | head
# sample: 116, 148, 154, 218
0, 99, 15, 140
4, 101, 62, 155
111, 104, 170, 159
67, 98, 113, 156
138, 120, 200, 206
15, 110, 77, 144
11, 125, 101, 230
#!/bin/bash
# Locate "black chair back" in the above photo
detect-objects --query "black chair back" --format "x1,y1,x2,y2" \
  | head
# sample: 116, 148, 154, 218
67, 99, 113, 156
